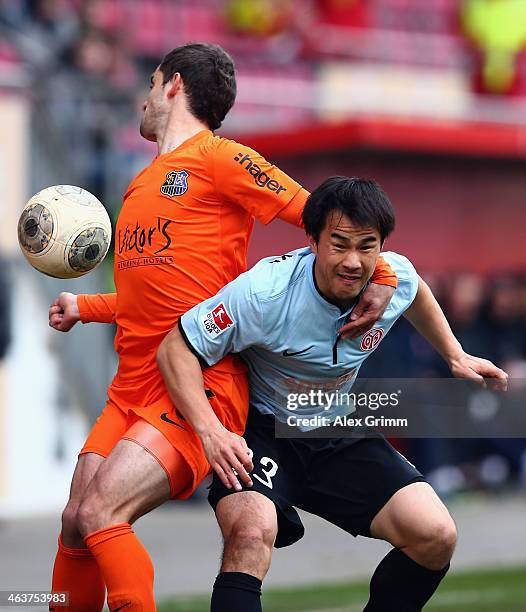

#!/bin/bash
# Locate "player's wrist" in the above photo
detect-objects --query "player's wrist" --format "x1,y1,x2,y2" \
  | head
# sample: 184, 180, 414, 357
70, 295, 80, 321
196, 418, 226, 440
60, 292, 80, 320
444, 345, 466, 368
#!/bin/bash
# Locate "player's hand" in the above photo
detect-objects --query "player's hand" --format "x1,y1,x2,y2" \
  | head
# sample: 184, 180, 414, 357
339, 283, 395, 340
200, 425, 254, 491
449, 352, 509, 392
49, 292, 81, 332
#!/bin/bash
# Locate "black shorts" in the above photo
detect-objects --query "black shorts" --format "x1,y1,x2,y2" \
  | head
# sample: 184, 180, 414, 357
208, 407, 425, 548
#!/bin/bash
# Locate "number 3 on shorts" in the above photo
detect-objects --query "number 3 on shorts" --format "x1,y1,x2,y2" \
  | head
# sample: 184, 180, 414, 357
253, 456, 279, 489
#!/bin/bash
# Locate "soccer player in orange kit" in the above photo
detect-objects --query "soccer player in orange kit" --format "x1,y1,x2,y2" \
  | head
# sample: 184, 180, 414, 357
47, 43, 397, 612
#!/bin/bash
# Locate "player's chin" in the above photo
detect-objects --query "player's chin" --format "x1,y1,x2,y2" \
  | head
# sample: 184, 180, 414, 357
139, 123, 157, 142
333, 277, 363, 299
333, 288, 362, 304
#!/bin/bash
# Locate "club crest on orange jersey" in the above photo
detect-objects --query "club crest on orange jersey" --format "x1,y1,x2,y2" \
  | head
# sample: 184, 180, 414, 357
161, 170, 189, 197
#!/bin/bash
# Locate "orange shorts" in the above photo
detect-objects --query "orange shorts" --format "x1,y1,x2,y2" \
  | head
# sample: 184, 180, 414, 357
80, 368, 249, 499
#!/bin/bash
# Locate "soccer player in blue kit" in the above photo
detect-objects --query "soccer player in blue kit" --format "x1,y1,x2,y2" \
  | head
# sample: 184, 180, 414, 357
157, 177, 508, 612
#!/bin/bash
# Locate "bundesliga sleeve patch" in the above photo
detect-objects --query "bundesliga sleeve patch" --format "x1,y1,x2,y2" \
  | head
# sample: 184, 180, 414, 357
202, 303, 235, 338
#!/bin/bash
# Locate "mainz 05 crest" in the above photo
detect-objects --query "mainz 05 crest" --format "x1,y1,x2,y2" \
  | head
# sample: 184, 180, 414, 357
161, 170, 189, 197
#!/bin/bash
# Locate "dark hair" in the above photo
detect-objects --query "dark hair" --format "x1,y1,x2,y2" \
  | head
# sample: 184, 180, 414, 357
159, 43, 236, 131
302, 177, 396, 243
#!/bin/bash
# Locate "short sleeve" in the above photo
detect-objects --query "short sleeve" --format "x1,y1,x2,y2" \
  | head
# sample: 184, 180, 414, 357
213, 138, 308, 225
179, 272, 262, 367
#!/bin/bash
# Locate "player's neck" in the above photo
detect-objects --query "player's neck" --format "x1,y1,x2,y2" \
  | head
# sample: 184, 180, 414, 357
156, 116, 209, 155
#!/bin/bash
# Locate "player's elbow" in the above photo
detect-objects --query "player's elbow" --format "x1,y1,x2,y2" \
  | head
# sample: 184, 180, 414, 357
156, 338, 168, 373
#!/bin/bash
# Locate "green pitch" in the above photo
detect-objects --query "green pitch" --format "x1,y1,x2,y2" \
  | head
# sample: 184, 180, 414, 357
158, 565, 526, 612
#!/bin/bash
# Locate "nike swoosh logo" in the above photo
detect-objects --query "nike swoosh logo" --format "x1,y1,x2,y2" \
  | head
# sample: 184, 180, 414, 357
160, 412, 186, 429
112, 604, 131, 611
282, 346, 314, 357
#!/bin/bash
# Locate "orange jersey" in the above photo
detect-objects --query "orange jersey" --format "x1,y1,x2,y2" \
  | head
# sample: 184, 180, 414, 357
80, 130, 307, 409
78, 130, 398, 411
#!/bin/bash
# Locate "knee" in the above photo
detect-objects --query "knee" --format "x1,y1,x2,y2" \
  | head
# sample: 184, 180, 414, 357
416, 517, 457, 569
61, 503, 79, 534
76, 492, 109, 538
435, 517, 457, 559
226, 524, 276, 555
223, 523, 276, 579
60, 503, 84, 546
429, 516, 457, 559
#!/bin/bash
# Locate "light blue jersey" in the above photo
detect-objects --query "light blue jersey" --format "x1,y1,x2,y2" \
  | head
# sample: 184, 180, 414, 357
180, 248, 418, 427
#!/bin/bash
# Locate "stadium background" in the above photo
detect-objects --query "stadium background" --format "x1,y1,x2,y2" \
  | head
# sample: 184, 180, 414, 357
0, 1, 525, 610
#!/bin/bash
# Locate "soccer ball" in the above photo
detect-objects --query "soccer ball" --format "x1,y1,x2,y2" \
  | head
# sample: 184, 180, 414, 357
17, 185, 112, 279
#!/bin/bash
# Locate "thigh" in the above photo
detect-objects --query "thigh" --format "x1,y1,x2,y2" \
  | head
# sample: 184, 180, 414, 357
297, 436, 425, 538
209, 409, 305, 548
123, 417, 197, 500
62, 452, 106, 545
62, 452, 106, 546
82, 437, 176, 525
370, 481, 454, 547
68, 452, 106, 504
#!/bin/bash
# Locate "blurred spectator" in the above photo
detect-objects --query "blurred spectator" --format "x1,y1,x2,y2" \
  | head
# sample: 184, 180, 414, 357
0, 38, 21, 65
481, 277, 525, 365
73, 27, 137, 89
362, 269, 526, 489
461, 0, 526, 95
444, 273, 488, 356
371, 0, 458, 34
224, 0, 291, 37
314, 0, 368, 28
79, 0, 122, 35
291, 0, 368, 59
39, 26, 138, 201
4, 0, 80, 74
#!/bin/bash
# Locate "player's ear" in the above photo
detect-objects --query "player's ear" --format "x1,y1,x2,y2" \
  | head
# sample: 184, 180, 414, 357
308, 234, 318, 255
166, 73, 182, 99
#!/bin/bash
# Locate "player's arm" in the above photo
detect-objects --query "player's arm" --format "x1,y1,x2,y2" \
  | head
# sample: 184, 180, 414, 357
78, 293, 116, 323
157, 326, 253, 491
49, 292, 116, 332
213, 139, 308, 225
404, 276, 508, 390
157, 275, 261, 489
338, 267, 396, 340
